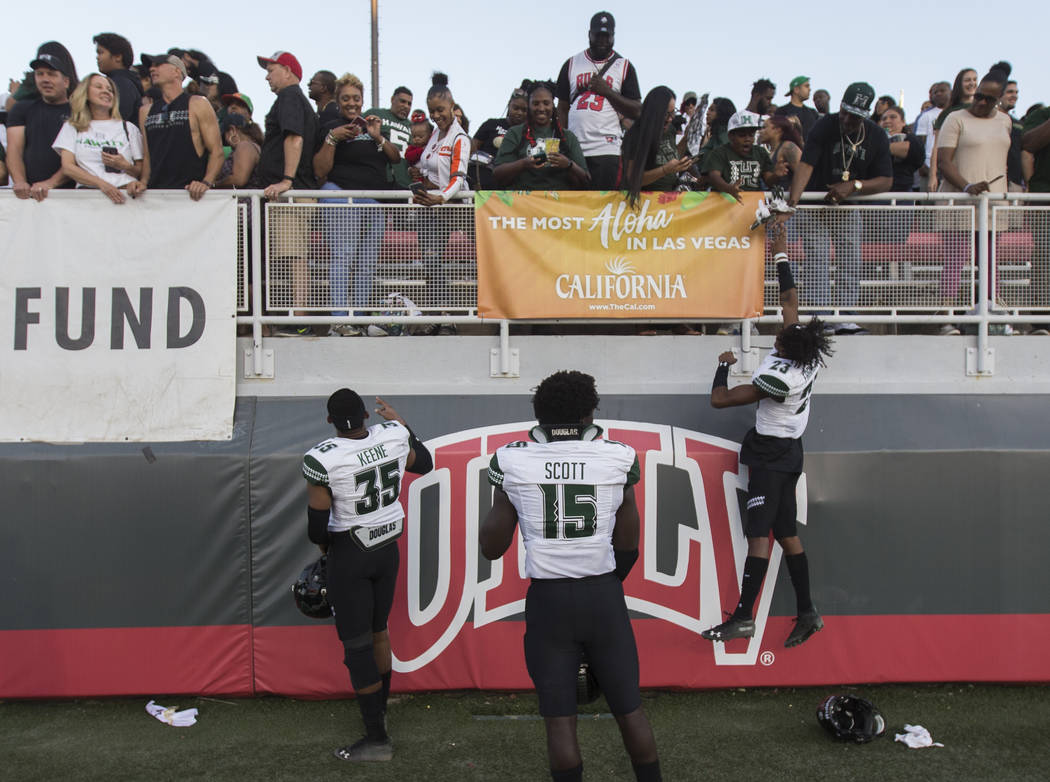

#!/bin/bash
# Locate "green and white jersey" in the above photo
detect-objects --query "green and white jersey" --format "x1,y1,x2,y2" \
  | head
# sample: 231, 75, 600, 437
366, 107, 412, 188
303, 421, 411, 532
752, 351, 820, 439
488, 437, 640, 579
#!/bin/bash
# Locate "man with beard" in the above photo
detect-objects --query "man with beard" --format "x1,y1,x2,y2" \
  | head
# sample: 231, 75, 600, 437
308, 70, 339, 124
786, 82, 892, 334
366, 86, 413, 188
555, 11, 641, 189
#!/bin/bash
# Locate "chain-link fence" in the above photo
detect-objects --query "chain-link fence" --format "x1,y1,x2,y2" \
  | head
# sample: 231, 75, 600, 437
763, 204, 975, 311
264, 198, 476, 314
992, 204, 1050, 311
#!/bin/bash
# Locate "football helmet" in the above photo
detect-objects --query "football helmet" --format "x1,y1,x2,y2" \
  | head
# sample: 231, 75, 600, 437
292, 555, 332, 619
816, 694, 886, 743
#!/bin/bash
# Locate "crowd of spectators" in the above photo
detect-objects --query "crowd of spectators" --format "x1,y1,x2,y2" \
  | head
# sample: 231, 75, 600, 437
2, 15, 1049, 335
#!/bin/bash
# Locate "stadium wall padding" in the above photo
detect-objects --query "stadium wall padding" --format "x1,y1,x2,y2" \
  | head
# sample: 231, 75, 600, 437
2, 395, 1049, 698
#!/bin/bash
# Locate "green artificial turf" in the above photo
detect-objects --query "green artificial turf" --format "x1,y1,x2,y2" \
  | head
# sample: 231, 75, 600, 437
2, 685, 1047, 781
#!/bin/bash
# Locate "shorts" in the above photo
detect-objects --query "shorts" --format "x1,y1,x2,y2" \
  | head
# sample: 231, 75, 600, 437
326, 531, 399, 640
523, 573, 641, 717
744, 467, 800, 539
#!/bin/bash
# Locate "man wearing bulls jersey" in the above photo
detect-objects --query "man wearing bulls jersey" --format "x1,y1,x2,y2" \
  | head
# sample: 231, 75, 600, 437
302, 389, 433, 762
703, 222, 833, 649
555, 11, 641, 189
481, 371, 661, 782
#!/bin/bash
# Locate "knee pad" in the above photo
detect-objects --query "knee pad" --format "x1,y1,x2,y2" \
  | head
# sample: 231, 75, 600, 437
342, 633, 380, 691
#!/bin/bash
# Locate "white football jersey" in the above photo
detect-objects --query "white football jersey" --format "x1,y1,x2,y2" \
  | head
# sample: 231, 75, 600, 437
562, 51, 631, 157
488, 435, 640, 579
303, 421, 412, 532
752, 351, 820, 439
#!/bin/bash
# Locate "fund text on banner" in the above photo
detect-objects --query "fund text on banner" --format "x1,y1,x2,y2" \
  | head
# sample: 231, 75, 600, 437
0, 194, 237, 442
475, 191, 765, 319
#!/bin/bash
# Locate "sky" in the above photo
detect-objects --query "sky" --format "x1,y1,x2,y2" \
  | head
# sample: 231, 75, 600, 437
4, 1, 1048, 128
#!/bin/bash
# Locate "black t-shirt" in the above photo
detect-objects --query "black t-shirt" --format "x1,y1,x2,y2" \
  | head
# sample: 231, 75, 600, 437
5, 99, 73, 185
800, 114, 892, 193
321, 118, 390, 190
888, 132, 925, 192
474, 117, 515, 159
774, 103, 819, 140
255, 84, 318, 188
318, 101, 341, 126
108, 68, 143, 122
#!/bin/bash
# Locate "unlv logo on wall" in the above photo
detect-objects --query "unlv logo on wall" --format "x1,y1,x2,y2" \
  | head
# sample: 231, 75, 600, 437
388, 421, 810, 690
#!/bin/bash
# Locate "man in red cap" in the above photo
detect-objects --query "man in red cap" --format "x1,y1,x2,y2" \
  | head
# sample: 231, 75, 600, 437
253, 51, 318, 335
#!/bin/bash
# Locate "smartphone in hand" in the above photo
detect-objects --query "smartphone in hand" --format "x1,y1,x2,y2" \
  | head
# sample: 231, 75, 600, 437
102, 145, 120, 173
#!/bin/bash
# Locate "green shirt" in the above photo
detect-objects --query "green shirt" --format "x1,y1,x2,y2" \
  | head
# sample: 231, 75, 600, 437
648, 127, 680, 191
366, 107, 412, 188
700, 142, 772, 191
491, 123, 589, 190
1023, 107, 1050, 193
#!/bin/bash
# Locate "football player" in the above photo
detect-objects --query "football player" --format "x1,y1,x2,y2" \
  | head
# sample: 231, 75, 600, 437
481, 371, 661, 782
302, 389, 433, 761
702, 221, 833, 648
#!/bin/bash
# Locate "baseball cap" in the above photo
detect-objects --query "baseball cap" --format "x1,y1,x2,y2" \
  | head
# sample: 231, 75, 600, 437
29, 52, 71, 77
142, 54, 188, 80
221, 112, 248, 134
221, 92, 254, 114
682, 91, 698, 105
257, 51, 302, 81
840, 82, 876, 117
590, 11, 615, 34
327, 389, 367, 431
727, 111, 761, 133
785, 75, 810, 96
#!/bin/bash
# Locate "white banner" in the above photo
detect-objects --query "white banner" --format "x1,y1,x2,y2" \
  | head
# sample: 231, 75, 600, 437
0, 193, 237, 442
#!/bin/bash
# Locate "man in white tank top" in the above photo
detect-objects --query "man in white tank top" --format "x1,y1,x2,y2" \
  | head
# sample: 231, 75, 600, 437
481, 370, 662, 782
704, 222, 834, 649
555, 11, 642, 190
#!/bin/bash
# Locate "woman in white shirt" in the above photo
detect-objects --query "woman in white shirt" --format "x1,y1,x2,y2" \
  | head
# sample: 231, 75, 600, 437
53, 73, 143, 204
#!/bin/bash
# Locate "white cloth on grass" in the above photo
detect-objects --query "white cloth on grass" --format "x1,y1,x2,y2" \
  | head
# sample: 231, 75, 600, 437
894, 724, 943, 748
146, 699, 198, 727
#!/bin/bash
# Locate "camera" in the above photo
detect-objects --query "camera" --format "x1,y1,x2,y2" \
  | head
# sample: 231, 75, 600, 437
527, 142, 547, 165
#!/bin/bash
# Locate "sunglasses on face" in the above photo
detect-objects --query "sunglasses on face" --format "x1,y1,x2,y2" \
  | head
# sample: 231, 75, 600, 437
973, 93, 999, 104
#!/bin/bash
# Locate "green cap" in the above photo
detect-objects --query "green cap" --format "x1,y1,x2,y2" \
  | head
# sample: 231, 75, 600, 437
785, 75, 810, 96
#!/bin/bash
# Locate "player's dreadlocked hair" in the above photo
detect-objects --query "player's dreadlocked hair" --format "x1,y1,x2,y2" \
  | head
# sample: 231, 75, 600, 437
777, 320, 834, 372
532, 370, 600, 425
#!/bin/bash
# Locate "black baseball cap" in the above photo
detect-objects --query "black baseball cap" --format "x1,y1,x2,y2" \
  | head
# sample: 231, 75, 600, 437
590, 11, 614, 34
29, 52, 70, 77
327, 389, 367, 431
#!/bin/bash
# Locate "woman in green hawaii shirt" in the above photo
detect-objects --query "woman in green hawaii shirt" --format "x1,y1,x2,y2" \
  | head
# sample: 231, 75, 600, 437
491, 79, 589, 190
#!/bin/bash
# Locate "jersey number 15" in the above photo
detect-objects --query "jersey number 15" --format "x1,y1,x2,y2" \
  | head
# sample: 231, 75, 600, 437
539, 483, 597, 539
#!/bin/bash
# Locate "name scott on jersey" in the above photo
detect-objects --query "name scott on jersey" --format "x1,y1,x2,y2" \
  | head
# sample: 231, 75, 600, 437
544, 461, 586, 480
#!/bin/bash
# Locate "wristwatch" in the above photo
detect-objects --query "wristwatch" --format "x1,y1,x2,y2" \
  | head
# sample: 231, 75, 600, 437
853, 179, 863, 192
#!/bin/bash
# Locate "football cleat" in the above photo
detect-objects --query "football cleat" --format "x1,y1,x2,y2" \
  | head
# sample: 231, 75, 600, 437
785, 609, 824, 647
700, 615, 756, 642
333, 736, 393, 762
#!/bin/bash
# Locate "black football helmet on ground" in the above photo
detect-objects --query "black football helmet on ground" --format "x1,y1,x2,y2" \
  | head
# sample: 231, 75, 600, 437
816, 694, 886, 743
292, 555, 332, 619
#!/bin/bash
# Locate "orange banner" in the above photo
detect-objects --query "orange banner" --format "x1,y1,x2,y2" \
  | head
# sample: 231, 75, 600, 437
475, 190, 765, 319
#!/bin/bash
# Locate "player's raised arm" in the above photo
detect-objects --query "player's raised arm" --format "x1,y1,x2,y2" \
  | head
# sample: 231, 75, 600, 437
375, 396, 433, 474
769, 220, 799, 328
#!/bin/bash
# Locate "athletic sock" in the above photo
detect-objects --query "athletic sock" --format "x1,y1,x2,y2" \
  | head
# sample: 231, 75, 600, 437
356, 690, 388, 742
785, 551, 814, 614
550, 763, 583, 781
632, 759, 662, 781
381, 670, 392, 710
732, 556, 769, 620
